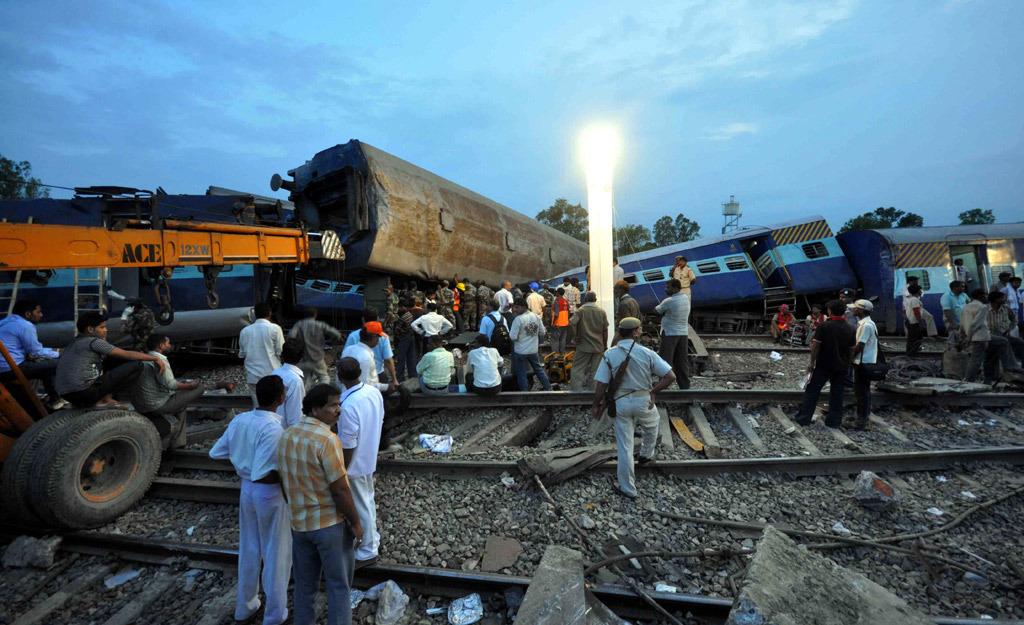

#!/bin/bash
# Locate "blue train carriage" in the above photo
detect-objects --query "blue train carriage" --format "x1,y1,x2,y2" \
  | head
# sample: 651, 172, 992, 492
555, 215, 856, 315
0, 187, 285, 347
836, 224, 1024, 334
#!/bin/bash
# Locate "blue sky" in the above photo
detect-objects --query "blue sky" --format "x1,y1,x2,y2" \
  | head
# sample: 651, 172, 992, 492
2, 0, 1021, 237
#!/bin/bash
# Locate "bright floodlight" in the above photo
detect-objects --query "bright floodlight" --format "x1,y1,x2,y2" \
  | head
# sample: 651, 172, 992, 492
581, 125, 619, 346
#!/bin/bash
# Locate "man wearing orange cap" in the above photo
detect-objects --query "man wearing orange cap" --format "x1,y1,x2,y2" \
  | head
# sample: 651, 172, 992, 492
340, 322, 397, 394
770, 304, 794, 344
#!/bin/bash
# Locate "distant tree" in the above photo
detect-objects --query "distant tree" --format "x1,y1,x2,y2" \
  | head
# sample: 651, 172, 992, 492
958, 208, 995, 225
536, 198, 588, 242
613, 224, 652, 257
838, 207, 924, 234
673, 214, 701, 242
652, 216, 676, 247
0, 155, 49, 200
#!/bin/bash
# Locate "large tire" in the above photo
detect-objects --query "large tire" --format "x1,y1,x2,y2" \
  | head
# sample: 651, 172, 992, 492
26, 410, 161, 529
0, 408, 95, 528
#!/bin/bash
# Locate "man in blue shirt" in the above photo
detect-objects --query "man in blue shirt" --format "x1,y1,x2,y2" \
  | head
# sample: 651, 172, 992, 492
343, 306, 396, 387
0, 300, 62, 407
479, 300, 508, 341
654, 279, 691, 389
940, 280, 968, 336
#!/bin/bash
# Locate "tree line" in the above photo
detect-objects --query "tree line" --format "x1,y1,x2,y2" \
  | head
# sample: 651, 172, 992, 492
538, 197, 1000, 258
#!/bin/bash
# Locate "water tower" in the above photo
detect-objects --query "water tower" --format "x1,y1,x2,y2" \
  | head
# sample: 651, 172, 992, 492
722, 195, 741, 234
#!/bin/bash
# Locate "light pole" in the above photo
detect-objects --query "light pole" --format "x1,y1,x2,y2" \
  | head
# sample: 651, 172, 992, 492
582, 125, 619, 346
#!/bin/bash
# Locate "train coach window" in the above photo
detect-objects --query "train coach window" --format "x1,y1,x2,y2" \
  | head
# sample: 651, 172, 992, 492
801, 242, 829, 259
311, 280, 331, 292
642, 269, 665, 282
439, 209, 455, 232
623, 273, 638, 284
724, 256, 749, 271
990, 265, 1015, 279
696, 260, 721, 274
905, 270, 931, 291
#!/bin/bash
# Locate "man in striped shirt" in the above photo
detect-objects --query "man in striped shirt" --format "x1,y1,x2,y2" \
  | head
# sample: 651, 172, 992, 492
278, 384, 364, 625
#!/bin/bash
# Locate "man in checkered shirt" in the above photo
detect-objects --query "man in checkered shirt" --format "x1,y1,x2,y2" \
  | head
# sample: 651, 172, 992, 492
278, 384, 364, 625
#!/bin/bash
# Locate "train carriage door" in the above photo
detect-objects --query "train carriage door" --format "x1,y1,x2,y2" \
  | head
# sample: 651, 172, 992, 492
948, 243, 988, 292
743, 236, 791, 289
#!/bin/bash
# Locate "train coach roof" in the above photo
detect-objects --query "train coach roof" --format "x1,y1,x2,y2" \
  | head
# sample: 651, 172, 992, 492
855, 223, 1024, 245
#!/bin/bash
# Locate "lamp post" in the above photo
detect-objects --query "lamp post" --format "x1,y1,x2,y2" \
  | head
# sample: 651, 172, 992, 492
582, 125, 618, 346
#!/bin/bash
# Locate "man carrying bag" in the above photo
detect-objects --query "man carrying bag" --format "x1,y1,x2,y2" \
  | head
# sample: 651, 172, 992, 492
591, 318, 676, 499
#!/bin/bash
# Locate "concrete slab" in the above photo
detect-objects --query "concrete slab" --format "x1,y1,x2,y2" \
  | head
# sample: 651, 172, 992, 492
517, 546, 587, 625
726, 526, 932, 625
687, 405, 723, 458
480, 535, 523, 572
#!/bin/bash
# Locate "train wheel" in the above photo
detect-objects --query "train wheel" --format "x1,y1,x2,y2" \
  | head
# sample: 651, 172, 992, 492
0, 408, 95, 528
26, 410, 161, 529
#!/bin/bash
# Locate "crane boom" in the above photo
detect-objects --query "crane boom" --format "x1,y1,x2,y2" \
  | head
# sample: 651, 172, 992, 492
0, 220, 342, 271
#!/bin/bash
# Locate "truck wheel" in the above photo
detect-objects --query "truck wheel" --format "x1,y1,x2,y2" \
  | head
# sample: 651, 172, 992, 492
27, 410, 161, 529
0, 408, 94, 528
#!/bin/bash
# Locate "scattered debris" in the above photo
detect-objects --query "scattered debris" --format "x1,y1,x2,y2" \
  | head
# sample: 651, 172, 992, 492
517, 445, 617, 487
725, 526, 932, 625
654, 582, 679, 593
1, 535, 62, 568
770, 351, 783, 361
926, 507, 944, 516
481, 535, 523, 572
831, 521, 852, 536
448, 592, 483, 625
499, 473, 515, 488
936, 475, 948, 482
878, 376, 991, 396
104, 566, 141, 588
418, 434, 453, 453
376, 580, 409, 625
853, 471, 900, 510
517, 546, 586, 624
579, 514, 596, 530
961, 491, 977, 500
964, 572, 989, 587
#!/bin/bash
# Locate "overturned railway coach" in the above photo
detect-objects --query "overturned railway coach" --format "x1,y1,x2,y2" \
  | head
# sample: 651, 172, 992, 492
838, 224, 1024, 334
554, 215, 857, 314
273, 140, 590, 308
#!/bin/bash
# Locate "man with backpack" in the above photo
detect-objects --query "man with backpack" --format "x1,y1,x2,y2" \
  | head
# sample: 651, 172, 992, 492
592, 317, 676, 499
480, 300, 512, 353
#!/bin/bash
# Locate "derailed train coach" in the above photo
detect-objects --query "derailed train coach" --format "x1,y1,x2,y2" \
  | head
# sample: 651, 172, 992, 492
273, 140, 590, 311
554, 214, 858, 316
837, 224, 1024, 334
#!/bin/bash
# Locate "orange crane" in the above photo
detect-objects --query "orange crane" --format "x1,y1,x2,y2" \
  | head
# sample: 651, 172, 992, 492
0, 218, 340, 529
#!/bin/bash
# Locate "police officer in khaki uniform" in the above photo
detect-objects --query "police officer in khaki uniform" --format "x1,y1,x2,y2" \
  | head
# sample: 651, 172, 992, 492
592, 317, 676, 499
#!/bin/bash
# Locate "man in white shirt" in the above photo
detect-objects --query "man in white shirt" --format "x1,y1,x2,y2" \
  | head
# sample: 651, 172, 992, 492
510, 298, 552, 391
270, 339, 306, 428
209, 375, 291, 625
997, 272, 1020, 320
526, 283, 546, 318
340, 322, 396, 394
613, 259, 625, 283
953, 259, 971, 286
343, 306, 397, 384
850, 300, 878, 431
465, 334, 503, 395
903, 284, 925, 355
239, 302, 285, 407
336, 357, 385, 569
411, 302, 453, 338
494, 281, 515, 322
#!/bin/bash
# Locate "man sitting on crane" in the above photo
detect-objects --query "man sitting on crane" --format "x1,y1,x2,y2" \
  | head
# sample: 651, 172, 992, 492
0, 299, 64, 409
55, 311, 166, 409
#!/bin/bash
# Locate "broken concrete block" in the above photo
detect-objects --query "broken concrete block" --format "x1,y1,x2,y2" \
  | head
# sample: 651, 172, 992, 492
481, 535, 523, 572
375, 580, 409, 625
853, 470, 900, 510
517, 546, 586, 625
726, 526, 932, 625
2, 535, 62, 568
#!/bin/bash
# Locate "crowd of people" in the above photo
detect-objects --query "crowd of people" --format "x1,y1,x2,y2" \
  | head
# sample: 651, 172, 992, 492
3, 256, 1024, 623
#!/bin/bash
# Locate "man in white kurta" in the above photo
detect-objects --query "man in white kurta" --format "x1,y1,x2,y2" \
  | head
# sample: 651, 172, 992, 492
336, 356, 385, 568
270, 338, 306, 428
209, 375, 291, 625
238, 302, 285, 407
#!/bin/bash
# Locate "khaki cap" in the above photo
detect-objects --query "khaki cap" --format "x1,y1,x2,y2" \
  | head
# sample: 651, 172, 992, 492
618, 317, 642, 330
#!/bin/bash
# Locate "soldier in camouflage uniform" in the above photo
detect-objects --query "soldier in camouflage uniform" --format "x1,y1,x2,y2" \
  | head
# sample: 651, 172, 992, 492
460, 280, 478, 331
539, 282, 555, 334
383, 284, 400, 333
512, 284, 524, 302
438, 280, 457, 332
409, 281, 426, 307
475, 280, 492, 325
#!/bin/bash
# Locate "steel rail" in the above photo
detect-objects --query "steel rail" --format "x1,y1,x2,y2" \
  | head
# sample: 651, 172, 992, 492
156, 447, 1024, 504
193, 390, 1024, 411
705, 345, 943, 358
8, 530, 1010, 625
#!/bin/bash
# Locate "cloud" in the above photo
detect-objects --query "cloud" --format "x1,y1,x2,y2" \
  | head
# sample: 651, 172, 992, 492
706, 122, 758, 141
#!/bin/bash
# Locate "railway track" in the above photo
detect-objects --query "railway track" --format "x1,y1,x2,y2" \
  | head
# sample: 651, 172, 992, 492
191, 390, 1024, 411
3, 523, 1018, 625
154, 446, 1024, 505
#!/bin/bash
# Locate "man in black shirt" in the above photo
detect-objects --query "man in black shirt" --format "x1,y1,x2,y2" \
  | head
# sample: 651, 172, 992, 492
795, 300, 856, 428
